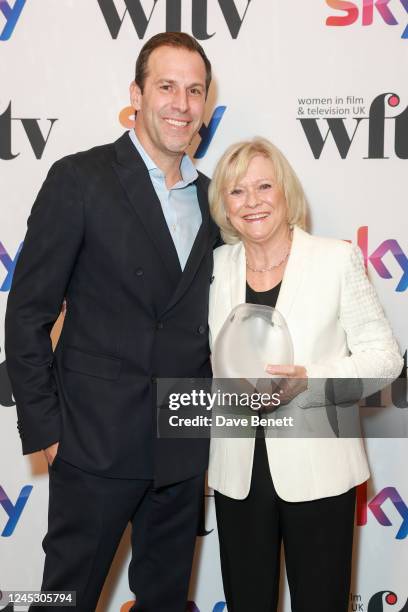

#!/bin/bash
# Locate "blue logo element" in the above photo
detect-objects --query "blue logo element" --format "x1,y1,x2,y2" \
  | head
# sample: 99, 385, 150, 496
187, 603, 226, 612
0, 0, 27, 41
194, 106, 226, 159
0, 484, 32, 537
0, 241, 22, 292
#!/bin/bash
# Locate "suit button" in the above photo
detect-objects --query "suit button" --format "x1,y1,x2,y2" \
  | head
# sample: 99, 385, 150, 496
156, 321, 164, 330
151, 376, 157, 383
135, 268, 144, 276
198, 325, 206, 334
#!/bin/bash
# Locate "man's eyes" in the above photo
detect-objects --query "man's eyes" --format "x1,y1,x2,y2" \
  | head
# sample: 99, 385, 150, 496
159, 84, 203, 95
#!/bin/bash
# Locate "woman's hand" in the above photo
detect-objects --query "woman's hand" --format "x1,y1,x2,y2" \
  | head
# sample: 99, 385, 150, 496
265, 364, 308, 404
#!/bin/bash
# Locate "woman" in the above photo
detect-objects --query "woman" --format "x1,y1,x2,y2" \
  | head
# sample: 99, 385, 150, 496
207, 137, 402, 612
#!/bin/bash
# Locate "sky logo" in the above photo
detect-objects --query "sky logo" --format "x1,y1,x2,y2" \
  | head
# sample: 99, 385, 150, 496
325, 0, 408, 38
0, 241, 22, 292
356, 482, 408, 539
195, 106, 226, 159
186, 604, 226, 612
356, 226, 408, 292
0, 0, 26, 41
118, 105, 226, 159
0, 484, 32, 537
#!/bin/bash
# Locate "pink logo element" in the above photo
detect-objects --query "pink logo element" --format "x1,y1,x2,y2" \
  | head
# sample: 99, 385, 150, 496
357, 227, 408, 292
356, 482, 408, 539
325, 0, 408, 38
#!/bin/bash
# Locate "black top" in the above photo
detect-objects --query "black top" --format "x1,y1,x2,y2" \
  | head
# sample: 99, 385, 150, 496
246, 281, 282, 439
246, 281, 281, 308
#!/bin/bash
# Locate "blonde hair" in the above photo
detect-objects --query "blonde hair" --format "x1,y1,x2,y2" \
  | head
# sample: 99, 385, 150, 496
209, 137, 308, 244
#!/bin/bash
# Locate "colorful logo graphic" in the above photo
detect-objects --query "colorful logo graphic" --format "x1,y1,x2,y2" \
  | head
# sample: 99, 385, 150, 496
0, 484, 32, 537
119, 105, 226, 159
0, 0, 26, 41
367, 590, 408, 611
357, 482, 408, 539
356, 226, 408, 292
0, 240, 22, 292
97, 0, 251, 39
299, 92, 408, 159
0, 102, 58, 160
187, 604, 226, 612
325, 0, 408, 38
121, 602, 226, 612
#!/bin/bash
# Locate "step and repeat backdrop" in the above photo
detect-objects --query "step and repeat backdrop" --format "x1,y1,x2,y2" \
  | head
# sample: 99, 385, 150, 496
1, 1, 408, 611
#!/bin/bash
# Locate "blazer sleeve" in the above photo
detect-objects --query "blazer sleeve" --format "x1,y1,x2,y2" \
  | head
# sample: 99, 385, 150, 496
305, 244, 403, 382
5, 158, 85, 454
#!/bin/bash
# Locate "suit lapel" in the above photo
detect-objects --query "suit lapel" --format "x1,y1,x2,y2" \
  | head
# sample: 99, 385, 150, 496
276, 226, 310, 320
112, 133, 182, 287
163, 173, 210, 315
229, 242, 246, 308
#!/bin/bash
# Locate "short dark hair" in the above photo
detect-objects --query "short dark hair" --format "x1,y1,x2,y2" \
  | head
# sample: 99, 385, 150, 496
135, 32, 212, 94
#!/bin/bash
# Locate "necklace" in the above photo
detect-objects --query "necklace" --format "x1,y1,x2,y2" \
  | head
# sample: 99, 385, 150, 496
246, 243, 291, 273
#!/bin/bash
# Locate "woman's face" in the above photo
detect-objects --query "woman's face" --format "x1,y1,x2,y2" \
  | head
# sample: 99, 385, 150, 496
223, 155, 288, 246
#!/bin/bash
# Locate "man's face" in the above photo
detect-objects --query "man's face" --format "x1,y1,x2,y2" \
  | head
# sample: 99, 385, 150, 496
130, 45, 207, 162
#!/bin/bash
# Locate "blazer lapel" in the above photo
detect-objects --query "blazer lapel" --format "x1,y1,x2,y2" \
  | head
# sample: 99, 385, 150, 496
162, 173, 210, 315
229, 242, 246, 308
112, 132, 182, 287
227, 227, 311, 321
276, 226, 311, 320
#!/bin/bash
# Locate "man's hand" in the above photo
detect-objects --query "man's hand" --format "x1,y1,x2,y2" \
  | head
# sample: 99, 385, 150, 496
43, 442, 59, 466
265, 364, 308, 404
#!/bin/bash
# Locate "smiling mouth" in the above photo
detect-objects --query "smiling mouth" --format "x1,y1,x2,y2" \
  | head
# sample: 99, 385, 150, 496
242, 212, 270, 222
164, 118, 190, 128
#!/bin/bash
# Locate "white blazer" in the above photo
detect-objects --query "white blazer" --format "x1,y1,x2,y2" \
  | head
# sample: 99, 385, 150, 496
208, 227, 403, 502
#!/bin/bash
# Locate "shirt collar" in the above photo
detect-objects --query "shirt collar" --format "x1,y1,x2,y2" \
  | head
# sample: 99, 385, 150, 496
128, 129, 198, 186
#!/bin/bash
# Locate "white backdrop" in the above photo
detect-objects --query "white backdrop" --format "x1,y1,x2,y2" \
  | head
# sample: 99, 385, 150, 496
1, 1, 407, 611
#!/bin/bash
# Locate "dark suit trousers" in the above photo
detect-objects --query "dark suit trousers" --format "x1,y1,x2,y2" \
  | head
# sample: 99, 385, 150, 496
215, 436, 356, 612
36, 457, 204, 612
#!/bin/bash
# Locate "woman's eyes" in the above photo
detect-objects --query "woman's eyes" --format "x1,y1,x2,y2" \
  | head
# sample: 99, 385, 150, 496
229, 183, 272, 196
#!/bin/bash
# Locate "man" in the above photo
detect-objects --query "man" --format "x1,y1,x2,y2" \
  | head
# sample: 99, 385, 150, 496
5, 32, 218, 611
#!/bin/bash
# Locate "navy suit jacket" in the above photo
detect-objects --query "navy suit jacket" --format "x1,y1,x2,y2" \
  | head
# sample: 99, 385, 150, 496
5, 132, 219, 485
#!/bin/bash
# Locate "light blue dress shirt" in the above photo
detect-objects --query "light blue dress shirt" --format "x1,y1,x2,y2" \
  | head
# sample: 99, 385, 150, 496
128, 130, 202, 271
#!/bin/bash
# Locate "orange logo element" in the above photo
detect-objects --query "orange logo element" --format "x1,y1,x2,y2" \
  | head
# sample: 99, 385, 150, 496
119, 106, 136, 129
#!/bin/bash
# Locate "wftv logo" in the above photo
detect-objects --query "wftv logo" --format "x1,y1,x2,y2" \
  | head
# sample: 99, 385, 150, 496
356, 481, 408, 540
367, 590, 408, 611
0, 102, 58, 160
0, 0, 26, 41
0, 484, 32, 537
325, 0, 408, 39
299, 92, 408, 160
119, 105, 226, 159
97, 0, 252, 40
